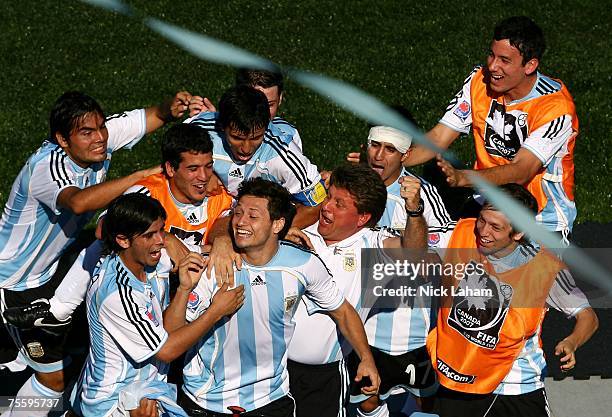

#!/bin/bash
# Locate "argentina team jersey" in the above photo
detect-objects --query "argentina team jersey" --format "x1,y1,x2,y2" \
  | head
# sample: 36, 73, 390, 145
182, 241, 343, 413
185, 112, 326, 206
0, 109, 146, 290
72, 251, 171, 417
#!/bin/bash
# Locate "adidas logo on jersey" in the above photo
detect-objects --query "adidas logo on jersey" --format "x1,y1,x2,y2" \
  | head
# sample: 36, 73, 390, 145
187, 213, 198, 224
229, 168, 243, 179
251, 275, 266, 286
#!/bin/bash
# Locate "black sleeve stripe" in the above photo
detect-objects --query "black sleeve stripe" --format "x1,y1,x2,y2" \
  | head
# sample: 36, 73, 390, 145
60, 154, 73, 185
49, 152, 61, 188
539, 78, 559, 93
445, 66, 480, 112
264, 133, 309, 190
116, 264, 161, 350
50, 150, 72, 188
413, 173, 453, 226
272, 117, 296, 129
132, 186, 151, 196
542, 116, 567, 140
558, 269, 576, 291
105, 112, 128, 121
554, 271, 572, 295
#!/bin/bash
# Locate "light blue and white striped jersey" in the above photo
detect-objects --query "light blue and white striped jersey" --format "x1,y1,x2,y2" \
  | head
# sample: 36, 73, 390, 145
185, 112, 325, 206
365, 170, 454, 355
271, 116, 303, 152
486, 244, 591, 395
72, 251, 172, 417
0, 109, 146, 291
379, 170, 455, 248
182, 241, 344, 413
289, 224, 394, 364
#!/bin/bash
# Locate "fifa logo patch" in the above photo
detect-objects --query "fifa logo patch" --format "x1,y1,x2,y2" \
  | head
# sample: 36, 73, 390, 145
26, 342, 44, 358
145, 304, 159, 326
284, 294, 298, 313
188, 291, 200, 310
428, 232, 440, 247
343, 251, 356, 272
453, 101, 471, 122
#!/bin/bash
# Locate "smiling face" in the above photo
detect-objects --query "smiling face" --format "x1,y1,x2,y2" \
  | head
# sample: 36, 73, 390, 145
118, 217, 166, 274
254, 85, 283, 119
224, 125, 266, 164
317, 185, 371, 245
485, 39, 539, 102
475, 209, 523, 258
232, 195, 285, 263
366, 140, 406, 186
165, 151, 213, 204
56, 111, 108, 168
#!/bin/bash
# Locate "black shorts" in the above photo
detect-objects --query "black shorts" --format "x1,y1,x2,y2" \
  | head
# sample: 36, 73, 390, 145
178, 391, 295, 417
0, 271, 72, 373
288, 359, 349, 417
347, 345, 437, 403
434, 386, 551, 417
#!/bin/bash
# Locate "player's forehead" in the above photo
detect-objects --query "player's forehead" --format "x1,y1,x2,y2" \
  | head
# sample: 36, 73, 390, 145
71, 111, 105, 133
479, 208, 511, 228
369, 140, 399, 152
328, 185, 357, 205
227, 124, 266, 140
254, 85, 280, 101
178, 150, 213, 166
489, 39, 522, 60
236, 195, 269, 213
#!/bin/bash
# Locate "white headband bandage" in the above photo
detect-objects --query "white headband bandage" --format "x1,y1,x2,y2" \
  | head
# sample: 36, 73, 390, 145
367, 126, 412, 154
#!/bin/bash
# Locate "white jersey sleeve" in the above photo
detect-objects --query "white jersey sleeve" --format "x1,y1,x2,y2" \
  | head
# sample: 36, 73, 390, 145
303, 255, 344, 312
439, 66, 480, 134
99, 288, 168, 363
29, 150, 78, 214
105, 109, 147, 152
546, 269, 591, 318
522, 114, 573, 166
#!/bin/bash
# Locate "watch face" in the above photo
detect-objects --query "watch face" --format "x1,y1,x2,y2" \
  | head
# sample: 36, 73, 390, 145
406, 199, 424, 217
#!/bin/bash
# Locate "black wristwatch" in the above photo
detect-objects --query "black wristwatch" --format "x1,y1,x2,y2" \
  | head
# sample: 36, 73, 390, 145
406, 198, 424, 217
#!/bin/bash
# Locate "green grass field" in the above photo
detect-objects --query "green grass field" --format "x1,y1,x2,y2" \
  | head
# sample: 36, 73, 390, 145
1, 0, 610, 222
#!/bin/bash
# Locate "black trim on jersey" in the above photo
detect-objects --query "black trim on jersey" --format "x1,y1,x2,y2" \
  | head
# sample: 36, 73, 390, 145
280, 240, 334, 278
116, 263, 161, 351
272, 117, 296, 129
542, 115, 567, 140
556, 269, 576, 295
50, 149, 72, 188
105, 112, 128, 121
264, 132, 309, 190
445, 66, 481, 112
405, 170, 453, 227
133, 186, 151, 196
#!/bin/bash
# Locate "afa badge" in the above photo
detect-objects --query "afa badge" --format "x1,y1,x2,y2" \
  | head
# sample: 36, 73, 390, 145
26, 342, 44, 358
343, 252, 357, 272
284, 294, 298, 313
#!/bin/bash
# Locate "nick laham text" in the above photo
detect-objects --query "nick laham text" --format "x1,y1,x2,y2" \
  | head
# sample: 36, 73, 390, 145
372, 285, 493, 297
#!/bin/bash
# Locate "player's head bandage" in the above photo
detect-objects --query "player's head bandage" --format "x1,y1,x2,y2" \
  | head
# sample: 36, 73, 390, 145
367, 126, 412, 154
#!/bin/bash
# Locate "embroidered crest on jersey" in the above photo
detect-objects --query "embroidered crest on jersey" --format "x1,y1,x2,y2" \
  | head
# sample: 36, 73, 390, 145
145, 304, 160, 326
343, 251, 357, 272
188, 291, 200, 310
428, 232, 440, 247
447, 264, 513, 350
453, 100, 471, 122
251, 275, 266, 286
26, 342, 45, 358
284, 294, 298, 313
169, 226, 204, 246
484, 101, 528, 160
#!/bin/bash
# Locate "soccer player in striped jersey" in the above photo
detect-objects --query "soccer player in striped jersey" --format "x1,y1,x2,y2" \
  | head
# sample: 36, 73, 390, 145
70, 193, 244, 417
4, 124, 234, 335
186, 85, 326, 228
179, 178, 380, 416
285, 164, 432, 417
0, 90, 190, 415
404, 17, 578, 240
428, 184, 598, 417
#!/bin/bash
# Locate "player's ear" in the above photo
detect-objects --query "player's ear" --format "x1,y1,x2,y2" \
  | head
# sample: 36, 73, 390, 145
164, 161, 176, 178
356, 212, 372, 228
115, 234, 131, 250
55, 132, 69, 148
524, 58, 539, 76
511, 231, 525, 242
272, 218, 286, 235
278, 91, 284, 106
401, 148, 412, 163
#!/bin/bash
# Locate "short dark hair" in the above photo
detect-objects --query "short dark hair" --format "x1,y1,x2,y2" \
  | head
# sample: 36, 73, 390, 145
329, 164, 387, 227
217, 85, 271, 134
236, 178, 296, 239
482, 183, 539, 237
236, 68, 284, 95
161, 124, 213, 171
494, 16, 545, 64
49, 91, 105, 143
102, 193, 167, 253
